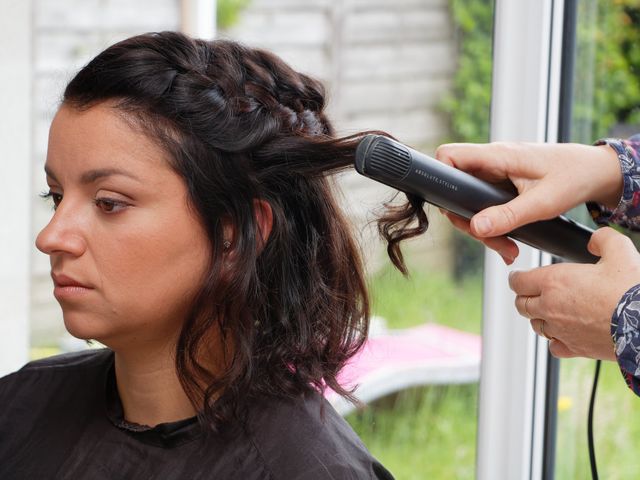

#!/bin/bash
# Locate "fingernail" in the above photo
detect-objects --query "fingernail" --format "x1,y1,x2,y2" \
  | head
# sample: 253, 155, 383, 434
503, 255, 515, 265
505, 250, 517, 264
474, 216, 493, 236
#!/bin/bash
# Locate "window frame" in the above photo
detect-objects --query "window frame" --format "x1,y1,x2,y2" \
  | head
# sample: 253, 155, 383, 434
478, 0, 571, 478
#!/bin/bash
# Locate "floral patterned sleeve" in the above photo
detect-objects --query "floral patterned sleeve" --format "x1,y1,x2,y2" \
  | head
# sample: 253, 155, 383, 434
612, 284, 640, 397
587, 137, 640, 397
586, 138, 640, 230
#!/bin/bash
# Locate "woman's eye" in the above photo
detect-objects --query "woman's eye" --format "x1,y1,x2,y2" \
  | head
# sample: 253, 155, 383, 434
40, 191, 63, 210
94, 198, 129, 214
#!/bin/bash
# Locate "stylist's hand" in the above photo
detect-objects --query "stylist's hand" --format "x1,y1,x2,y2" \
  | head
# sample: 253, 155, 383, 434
435, 142, 623, 264
509, 227, 640, 360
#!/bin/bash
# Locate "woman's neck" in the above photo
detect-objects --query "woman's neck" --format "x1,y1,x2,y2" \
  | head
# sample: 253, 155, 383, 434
113, 345, 197, 427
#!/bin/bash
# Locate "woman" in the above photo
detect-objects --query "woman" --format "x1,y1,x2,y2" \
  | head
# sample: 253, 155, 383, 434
435, 138, 640, 395
0, 32, 426, 478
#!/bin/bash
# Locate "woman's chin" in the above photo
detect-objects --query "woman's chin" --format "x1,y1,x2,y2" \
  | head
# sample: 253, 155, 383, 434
62, 314, 110, 343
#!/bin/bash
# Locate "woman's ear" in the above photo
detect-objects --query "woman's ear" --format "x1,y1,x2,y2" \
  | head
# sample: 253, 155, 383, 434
220, 200, 272, 257
253, 199, 273, 253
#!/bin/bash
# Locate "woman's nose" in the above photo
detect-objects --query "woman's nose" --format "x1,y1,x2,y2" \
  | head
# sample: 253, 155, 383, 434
35, 203, 87, 257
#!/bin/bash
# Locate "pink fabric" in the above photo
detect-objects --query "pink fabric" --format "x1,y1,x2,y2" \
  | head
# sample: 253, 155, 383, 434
328, 323, 481, 396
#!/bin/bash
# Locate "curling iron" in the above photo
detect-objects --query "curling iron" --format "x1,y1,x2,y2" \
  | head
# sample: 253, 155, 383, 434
354, 134, 598, 264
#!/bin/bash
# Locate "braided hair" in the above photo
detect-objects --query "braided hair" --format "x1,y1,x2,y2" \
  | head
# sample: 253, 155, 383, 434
63, 31, 428, 429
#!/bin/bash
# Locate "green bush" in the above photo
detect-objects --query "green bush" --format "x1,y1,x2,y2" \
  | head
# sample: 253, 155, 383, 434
217, 0, 252, 30
440, 0, 640, 277
440, 0, 494, 144
572, 1, 640, 142
439, 0, 495, 278
440, 0, 640, 145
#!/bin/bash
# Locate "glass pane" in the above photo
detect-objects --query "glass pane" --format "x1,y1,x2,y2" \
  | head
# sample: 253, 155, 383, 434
557, 1, 640, 478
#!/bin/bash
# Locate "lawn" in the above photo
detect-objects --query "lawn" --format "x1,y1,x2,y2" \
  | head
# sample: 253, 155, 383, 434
367, 265, 483, 334
348, 263, 640, 479
346, 265, 482, 478
555, 358, 640, 479
347, 384, 478, 479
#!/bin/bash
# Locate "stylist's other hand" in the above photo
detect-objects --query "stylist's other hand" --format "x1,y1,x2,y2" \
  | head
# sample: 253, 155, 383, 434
435, 142, 623, 264
509, 227, 640, 361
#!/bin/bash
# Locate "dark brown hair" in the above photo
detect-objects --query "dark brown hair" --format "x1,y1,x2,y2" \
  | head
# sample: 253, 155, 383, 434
63, 31, 427, 429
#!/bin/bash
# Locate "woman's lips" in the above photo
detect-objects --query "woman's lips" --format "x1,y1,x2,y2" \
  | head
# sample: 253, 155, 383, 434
51, 272, 94, 299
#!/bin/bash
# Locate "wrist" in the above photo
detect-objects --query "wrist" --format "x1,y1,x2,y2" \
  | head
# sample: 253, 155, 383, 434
586, 144, 623, 209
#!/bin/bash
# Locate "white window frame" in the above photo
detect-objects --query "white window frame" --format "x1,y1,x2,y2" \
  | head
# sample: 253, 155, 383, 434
477, 0, 566, 478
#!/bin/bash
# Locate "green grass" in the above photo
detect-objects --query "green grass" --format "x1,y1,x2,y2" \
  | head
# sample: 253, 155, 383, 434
346, 266, 482, 478
352, 264, 640, 479
556, 358, 640, 479
368, 265, 483, 334
347, 384, 478, 479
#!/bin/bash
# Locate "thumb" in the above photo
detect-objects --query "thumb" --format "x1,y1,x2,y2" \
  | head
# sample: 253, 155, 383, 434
470, 190, 549, 237
588, 226, 636, 259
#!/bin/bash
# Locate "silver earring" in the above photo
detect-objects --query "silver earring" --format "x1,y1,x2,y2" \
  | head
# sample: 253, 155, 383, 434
223, 240, 231, 250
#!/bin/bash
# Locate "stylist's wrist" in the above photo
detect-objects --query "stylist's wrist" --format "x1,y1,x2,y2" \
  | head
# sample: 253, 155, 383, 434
586, 144, 624, 209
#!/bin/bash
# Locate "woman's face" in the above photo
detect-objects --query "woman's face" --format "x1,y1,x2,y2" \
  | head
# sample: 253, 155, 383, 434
36, 103, 211, 350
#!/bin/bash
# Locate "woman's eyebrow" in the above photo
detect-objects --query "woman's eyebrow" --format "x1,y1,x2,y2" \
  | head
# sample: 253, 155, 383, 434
44, 165, 142, 184
44, 165, 60, 183
79, 168, 142, 184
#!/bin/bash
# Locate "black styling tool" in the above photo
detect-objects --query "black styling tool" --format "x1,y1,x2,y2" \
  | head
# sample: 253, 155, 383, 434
354, 134, 598, 264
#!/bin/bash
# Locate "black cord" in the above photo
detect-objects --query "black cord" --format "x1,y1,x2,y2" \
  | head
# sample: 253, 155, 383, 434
588, 359, 601, 480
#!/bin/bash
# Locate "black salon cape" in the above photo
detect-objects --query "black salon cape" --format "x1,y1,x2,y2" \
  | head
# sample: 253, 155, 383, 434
0, 349, 394, 479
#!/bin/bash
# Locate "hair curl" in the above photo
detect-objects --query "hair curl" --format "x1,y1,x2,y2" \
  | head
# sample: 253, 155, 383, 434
63, 31, 428, 429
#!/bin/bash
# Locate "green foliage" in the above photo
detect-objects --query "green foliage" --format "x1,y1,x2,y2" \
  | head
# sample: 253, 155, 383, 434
217, 0, 252, 29
438, 0, 496, 278
572, 1, 640, 142
441, 0, 640, 145
439, 0, 494, 144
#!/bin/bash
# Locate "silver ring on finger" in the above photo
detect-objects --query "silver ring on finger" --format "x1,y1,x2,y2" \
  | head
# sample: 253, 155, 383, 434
539, 319, 553, 341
